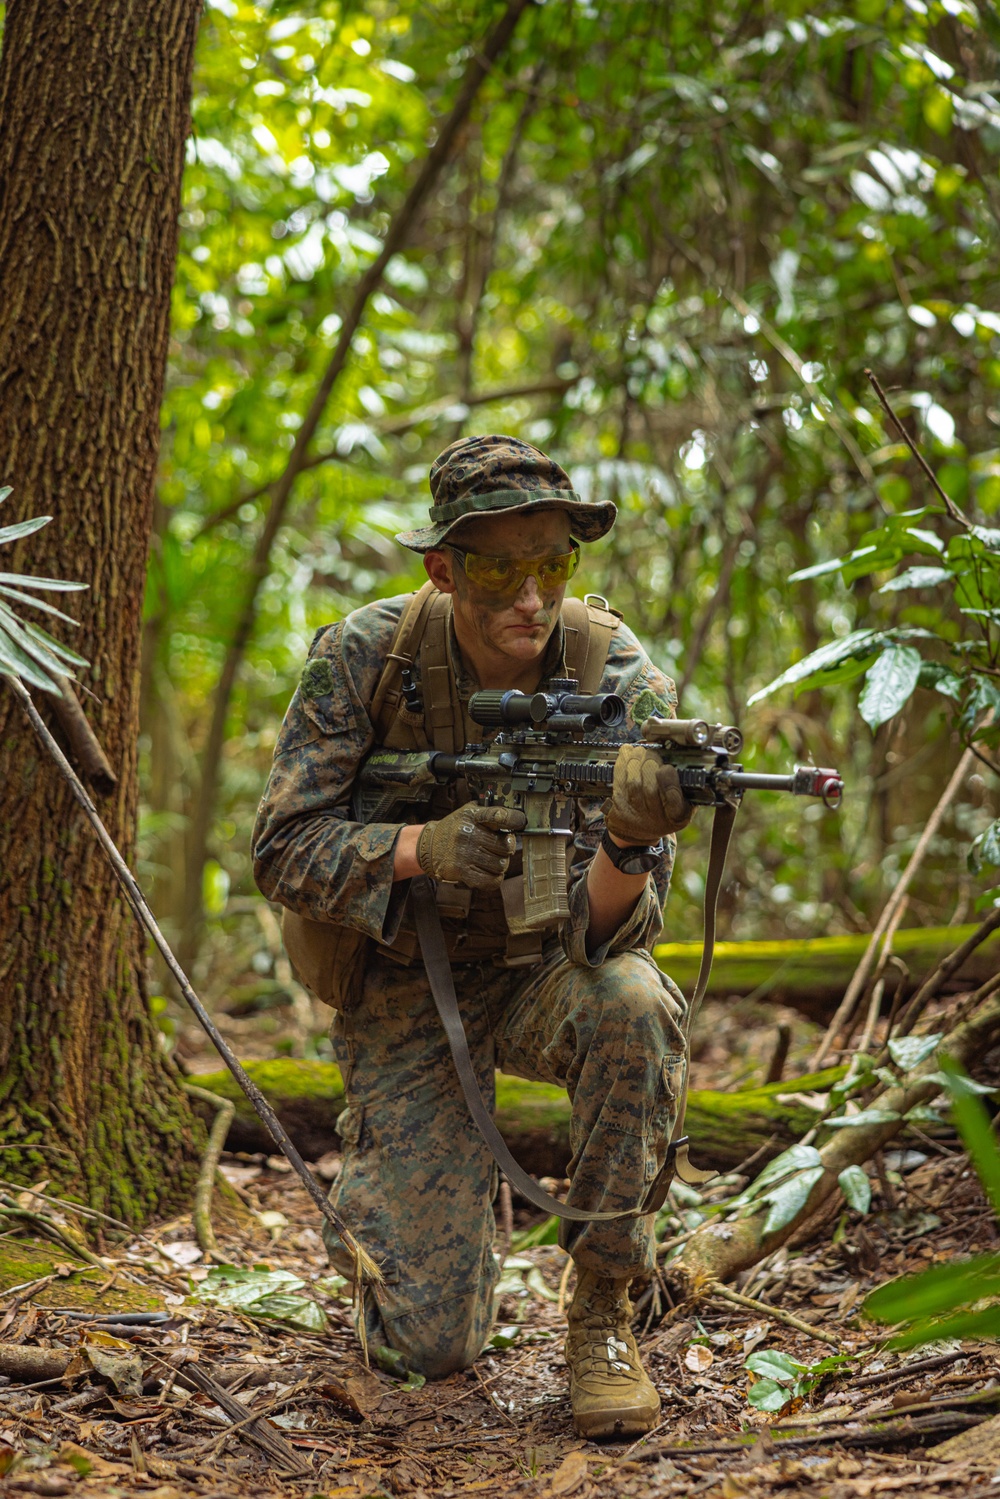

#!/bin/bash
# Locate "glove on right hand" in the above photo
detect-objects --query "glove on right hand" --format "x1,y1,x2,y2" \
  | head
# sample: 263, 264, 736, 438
417, 804, 527, 890
604, 743, 695, 844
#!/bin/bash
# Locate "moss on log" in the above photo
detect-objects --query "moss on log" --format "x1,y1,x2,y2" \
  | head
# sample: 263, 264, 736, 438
193, 1059, 845, 1175
653, 922, 1000, 1021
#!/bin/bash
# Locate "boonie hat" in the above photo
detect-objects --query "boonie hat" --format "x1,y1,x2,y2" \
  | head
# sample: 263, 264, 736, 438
395, 434, 617, 552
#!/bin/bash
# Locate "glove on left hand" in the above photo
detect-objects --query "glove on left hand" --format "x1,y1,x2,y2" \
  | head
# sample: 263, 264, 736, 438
604, 743, 695, 844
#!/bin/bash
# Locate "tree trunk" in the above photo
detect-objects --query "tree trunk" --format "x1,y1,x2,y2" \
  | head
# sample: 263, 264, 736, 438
0, 0, 205, 1221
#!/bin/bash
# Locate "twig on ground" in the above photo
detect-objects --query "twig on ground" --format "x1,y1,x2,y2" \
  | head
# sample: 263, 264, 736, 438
846, 1349, 967, 1393
708, 1280, 841, 1349
473, 1362, 518, 1428
165, 1356, 312, 1476
182, 1083, 235, 1263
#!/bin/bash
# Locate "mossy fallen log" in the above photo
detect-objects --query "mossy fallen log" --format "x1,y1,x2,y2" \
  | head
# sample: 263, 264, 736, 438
653, 922, 1000, 1021
193, 1059, 845, 1176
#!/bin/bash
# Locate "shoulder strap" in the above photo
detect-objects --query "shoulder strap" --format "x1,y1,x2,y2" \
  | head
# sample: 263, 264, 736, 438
561, 594, 620, 695
420, 592, 463, 754
370, 582, 438, 745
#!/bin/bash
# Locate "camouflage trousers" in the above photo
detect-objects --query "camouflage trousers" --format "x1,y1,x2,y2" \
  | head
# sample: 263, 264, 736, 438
322, 943, 686, 1378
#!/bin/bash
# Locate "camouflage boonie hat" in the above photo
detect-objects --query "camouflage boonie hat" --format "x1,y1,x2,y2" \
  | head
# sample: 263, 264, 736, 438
395, 434, 617, 552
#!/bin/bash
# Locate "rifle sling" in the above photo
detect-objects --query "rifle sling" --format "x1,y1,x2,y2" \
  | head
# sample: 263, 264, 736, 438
410, 797, 740, 1222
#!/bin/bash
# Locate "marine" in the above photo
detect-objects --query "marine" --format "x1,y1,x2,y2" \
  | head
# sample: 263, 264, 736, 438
252, 434, 696, 1438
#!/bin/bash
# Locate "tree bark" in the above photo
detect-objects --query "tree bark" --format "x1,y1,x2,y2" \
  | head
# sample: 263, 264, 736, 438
0, 0, 205, 1220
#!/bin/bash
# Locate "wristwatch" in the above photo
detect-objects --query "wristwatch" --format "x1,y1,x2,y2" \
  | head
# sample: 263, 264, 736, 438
600, 829, 664, 875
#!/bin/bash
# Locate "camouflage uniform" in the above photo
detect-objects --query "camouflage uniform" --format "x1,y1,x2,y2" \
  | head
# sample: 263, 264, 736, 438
253, 603, 686, 1377
252, 435, 686, 1378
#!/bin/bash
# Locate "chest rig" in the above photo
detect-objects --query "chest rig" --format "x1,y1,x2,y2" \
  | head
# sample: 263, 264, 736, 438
368, 583, 621, 969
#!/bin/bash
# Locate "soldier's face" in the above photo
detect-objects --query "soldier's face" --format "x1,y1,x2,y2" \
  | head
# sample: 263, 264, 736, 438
426, 509, 572, 670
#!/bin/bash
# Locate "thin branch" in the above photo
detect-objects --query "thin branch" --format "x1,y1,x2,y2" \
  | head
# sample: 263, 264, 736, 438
709, 1279, 841, 1349
864, 369, 971, 529
812, 742, 977, 1068
182, 1083, 235, 1263
893, 901, 1000, 1040
193, 376, 576, 538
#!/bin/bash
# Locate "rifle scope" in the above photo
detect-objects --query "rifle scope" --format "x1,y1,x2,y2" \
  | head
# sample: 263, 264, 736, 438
469, 688, 626, 731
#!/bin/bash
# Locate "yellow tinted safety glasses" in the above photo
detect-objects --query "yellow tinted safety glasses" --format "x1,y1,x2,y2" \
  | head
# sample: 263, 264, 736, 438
448, 541, 580, 594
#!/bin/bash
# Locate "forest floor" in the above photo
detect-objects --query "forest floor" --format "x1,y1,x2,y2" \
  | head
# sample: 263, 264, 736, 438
2, 999, 999, 1499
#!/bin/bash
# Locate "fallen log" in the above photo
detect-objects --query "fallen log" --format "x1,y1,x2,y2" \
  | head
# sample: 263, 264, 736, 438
668, 987, 1000, 1291
192, 1059, 846, 1176
653, 922, 1000, 1022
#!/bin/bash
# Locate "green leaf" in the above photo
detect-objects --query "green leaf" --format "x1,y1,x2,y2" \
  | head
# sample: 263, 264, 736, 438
917, 662, 963, 700
878, 565, 951, 592
0, 487, 11, 505
748, 630, 885, 704
825, 1108, 902, 1128
919, 1069, 993, 1095
864, 1252, 1000, 1325
0, 573, 86, 592
889, 1303, 1000, 1350
887, 1033, 943, 1071
0, 514, 52, 546
942, 1059, 1000, 1218
511, 1215, 559, 1250
762, 1166, 825, 1234
745, 1349, 804, 1383
0, 585, 80, 626
743, 1144, 823, 1199
0, 623, 63, 693
747, 1377, 793, 1412
838, 1165, 872, 1213
858, 645, 923, 729
251, 1292, 328, 1331
969, 819, 1000, 875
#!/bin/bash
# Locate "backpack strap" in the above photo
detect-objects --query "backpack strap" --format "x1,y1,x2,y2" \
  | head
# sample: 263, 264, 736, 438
562, 594, 620, 694
370, 581, 438, 748
420, 591, 463, 755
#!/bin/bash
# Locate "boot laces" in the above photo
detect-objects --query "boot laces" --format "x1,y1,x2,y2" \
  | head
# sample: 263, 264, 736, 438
571, 1283, 639, 1379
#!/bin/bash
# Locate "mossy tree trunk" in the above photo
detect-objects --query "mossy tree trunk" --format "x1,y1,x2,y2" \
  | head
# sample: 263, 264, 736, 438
0, 0, 205, 1221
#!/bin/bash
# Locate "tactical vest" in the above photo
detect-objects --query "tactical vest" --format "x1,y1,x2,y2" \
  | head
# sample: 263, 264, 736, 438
282, 586, 620, 1008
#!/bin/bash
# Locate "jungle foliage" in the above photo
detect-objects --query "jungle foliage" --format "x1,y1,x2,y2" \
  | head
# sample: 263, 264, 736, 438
138, 0, 1000, 1010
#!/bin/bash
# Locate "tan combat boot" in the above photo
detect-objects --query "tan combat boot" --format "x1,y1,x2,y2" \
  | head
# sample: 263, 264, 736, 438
565, 1269, 661, 1440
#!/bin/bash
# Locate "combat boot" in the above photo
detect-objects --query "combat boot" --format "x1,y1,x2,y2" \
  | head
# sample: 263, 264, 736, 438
564, 1269, 661, 1440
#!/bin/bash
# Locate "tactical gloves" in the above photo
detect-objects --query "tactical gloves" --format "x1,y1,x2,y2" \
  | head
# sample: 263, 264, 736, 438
417, 804, 527, 889
604, 743, 694, 845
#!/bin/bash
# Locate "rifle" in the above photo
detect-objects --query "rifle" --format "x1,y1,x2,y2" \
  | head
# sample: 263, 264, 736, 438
354, 676, 843, 1207
354, 676, 843, 931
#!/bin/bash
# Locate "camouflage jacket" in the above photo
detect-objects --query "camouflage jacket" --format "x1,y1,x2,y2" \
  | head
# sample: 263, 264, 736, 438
252, 595, 679, 968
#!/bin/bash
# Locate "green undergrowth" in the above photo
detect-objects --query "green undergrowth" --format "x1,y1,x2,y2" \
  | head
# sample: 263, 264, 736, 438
0, 1236, 162, 1312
